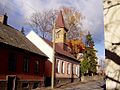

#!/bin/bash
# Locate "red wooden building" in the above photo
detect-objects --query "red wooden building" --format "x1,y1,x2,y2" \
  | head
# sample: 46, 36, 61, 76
0, 15, 47, 90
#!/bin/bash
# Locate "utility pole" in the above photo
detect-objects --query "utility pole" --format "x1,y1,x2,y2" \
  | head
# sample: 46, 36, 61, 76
51, 23, 55, 89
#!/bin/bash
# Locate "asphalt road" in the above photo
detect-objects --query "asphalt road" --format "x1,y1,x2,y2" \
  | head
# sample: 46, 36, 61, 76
59, 79, 105, 90
38, 78, 105, 90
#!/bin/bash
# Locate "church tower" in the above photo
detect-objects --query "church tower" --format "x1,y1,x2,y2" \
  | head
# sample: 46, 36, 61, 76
53, 11, 68, 50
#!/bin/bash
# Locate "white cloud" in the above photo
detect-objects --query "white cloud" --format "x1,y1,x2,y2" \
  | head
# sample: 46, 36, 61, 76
0, 0, 105, 57
0, 0, 104, 39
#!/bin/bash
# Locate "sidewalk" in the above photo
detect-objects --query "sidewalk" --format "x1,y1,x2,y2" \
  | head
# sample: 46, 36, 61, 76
33, 75, 105, 90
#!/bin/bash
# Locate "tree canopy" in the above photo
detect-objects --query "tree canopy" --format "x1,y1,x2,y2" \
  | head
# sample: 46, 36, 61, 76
81, 32, 97, 75
28, 7, 84, 40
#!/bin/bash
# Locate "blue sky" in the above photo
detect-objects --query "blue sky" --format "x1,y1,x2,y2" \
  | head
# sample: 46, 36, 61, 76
0, 0, 105, 61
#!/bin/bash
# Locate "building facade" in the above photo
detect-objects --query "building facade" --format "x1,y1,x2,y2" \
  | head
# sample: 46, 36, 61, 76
26, 11, 80, 87
0, 15, 47, 90
104, 0, 120, 89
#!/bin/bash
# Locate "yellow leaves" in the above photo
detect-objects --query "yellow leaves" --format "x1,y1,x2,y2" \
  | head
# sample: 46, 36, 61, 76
68, 14, 80, 24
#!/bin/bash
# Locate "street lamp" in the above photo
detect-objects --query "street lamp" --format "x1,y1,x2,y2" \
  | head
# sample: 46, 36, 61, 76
51, 23, 56, 89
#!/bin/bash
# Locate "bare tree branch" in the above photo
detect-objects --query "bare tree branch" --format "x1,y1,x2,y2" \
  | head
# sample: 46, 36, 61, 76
62, 7, 84, 40
28, 7, 85, 40
28, 9, 57, 38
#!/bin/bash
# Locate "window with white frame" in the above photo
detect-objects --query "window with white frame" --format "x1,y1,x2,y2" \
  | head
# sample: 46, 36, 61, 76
77, 65, 79, 76
68, 63, 71, 74
56, 60, 58, 73
61, 62, 65, 73
73, 65, 76, 74
63, 62, 65, 73
57, 60, 60, 73
67, 63, 69, 74
76, 66, 78, 75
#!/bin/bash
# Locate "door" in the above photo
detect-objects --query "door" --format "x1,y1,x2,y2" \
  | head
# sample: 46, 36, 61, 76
7, 76, 16, 90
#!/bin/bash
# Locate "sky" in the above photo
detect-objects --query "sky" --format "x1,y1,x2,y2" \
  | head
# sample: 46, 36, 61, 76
0, 0, 105, 62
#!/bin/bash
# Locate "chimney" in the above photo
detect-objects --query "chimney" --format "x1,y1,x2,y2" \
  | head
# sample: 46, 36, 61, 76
20, 27, 25, 35
0, 13, 8, 25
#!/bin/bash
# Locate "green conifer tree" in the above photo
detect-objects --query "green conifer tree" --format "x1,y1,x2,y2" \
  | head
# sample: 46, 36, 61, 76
81, 32, 97, 76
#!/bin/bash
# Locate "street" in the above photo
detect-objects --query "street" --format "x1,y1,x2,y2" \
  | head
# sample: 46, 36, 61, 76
59, 79, 105, 90
38, 77, 105, 90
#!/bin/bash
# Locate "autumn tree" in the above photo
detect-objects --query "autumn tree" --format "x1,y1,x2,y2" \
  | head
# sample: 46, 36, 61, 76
28, 7, 85, 40
62, 7, 84, 40
67, 39, 85, 57
61, 7, 86, 58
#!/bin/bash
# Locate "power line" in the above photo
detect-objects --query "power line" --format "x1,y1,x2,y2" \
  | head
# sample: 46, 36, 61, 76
2, 0, 37, 16
2, 1, 23, 16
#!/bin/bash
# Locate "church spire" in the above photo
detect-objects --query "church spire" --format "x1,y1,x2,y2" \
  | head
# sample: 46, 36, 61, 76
53, 10, 68, 50
55, 10, 65, 28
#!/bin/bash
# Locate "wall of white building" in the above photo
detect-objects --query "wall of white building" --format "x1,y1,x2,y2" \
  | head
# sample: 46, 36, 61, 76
104, 1, 120, 89
26, 31, 53, 63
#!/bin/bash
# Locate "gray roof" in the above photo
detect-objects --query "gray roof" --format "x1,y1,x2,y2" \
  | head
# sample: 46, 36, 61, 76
0, 23, 46, 57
